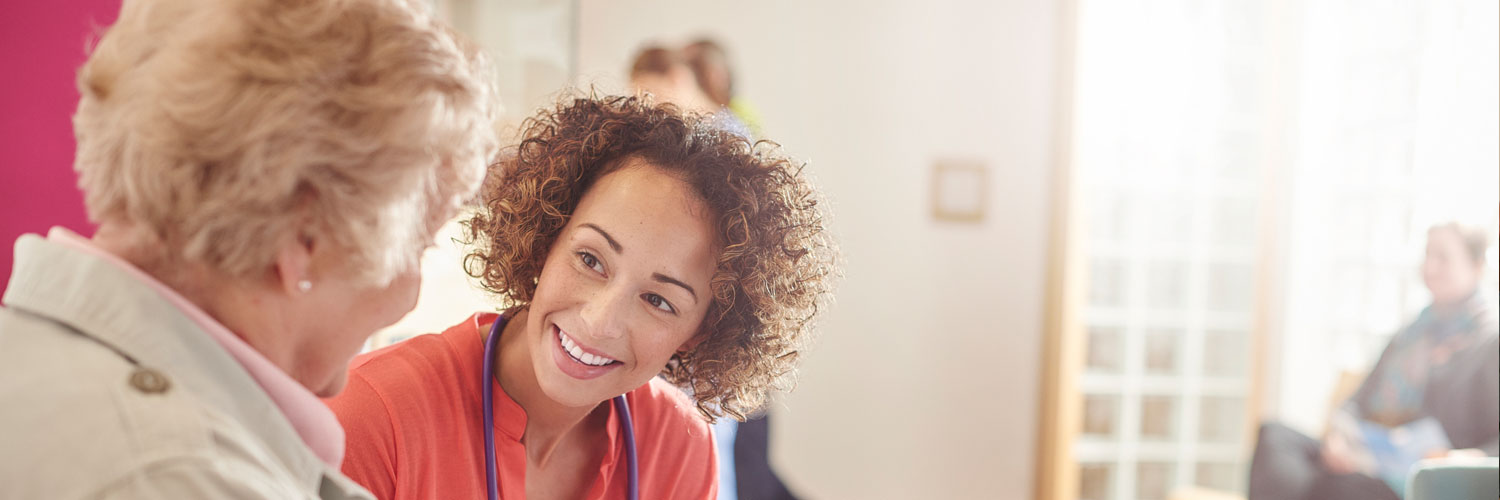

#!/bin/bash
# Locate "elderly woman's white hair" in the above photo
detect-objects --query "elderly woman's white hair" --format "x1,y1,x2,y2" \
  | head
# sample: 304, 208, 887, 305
73, 0, 499, 286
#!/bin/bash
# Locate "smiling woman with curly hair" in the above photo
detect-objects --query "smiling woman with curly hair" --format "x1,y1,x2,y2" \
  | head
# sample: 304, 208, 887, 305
326, 94, 838, 500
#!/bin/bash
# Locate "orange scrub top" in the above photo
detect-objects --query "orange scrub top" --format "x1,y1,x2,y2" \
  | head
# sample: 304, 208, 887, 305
325, 312, 718, 499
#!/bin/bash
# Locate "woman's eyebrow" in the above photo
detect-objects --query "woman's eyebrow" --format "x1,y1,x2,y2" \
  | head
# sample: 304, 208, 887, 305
653, 273, 698, 302
580, 223, 622, 253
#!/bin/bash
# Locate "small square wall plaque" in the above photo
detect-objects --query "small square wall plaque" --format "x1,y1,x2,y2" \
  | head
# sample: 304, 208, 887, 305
931, 160, 987, 222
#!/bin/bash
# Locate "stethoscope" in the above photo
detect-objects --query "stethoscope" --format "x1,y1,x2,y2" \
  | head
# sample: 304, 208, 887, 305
481, 315, 640, 500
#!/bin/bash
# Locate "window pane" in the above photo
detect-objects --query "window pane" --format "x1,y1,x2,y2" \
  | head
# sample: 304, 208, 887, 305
1146, 261, 1188, 309
1087, 326, 1125, 373
1206, 262, 1253, 311
1365, 272, 1403, 333
1083, 394, 1120, 437
1215, 128, 1257, 179
1080, 463, 1114, 500
1143, 196, 1192, 244
1089, 191, 1130, 243
1090, 258, 1127, 307
1202, 329, 1248, 377
1140, 395, 1178, 440
1136, 462, 1175, 500
1199, 396, 1245, 443
1195, 462, 1241, 492
1144, 328, 1180, 375
1210, 197, 1256, 247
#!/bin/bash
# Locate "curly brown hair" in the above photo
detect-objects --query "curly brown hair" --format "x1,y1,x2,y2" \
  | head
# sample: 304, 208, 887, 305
463, 94, 837, 422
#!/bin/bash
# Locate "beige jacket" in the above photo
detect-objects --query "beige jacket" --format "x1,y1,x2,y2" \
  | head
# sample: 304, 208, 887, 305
0, 235, 373, 499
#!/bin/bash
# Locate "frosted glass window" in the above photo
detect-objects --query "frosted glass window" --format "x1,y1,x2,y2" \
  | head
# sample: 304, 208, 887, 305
1146, 261, 1188, 309
1070, 1, 1497, 499
1195, 462, 1240, 492
1136, 462, 1174, 500
1215, 129, 1257, 179
1202, 329, 1248, 377
1087, 326, 1125, 373
1199, 397, 1245, 443
1143, 197, 1193, 244
1210, 197, 1256, 247
1144, 328, 1180, 375
1140, 396, 1178, 440
1206, 263, 1253, 311
1090, 191, 1130, 243
1365, 273, 1405, 332
1084, 394, 1120, 437
1080, 463, 1114, 500
1090, 259, 1127, 307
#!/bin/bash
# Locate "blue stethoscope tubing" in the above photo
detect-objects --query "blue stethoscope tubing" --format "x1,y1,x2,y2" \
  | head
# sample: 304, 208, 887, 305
482, 315, 640, 500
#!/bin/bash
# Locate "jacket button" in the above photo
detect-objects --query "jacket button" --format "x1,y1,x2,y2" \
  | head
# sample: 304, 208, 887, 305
129, 367, 171, 394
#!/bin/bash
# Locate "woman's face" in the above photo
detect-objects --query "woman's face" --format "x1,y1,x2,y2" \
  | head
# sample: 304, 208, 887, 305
1422, 228, 1481, 305
526, 160, 718, 408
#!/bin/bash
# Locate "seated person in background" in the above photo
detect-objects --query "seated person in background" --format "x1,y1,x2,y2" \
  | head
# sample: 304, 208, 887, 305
1249, 222, 1499, 500
325, 95, 838, 500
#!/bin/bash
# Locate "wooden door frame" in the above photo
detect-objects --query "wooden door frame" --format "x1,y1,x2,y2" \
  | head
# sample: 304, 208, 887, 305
1032, 0, 1081, 498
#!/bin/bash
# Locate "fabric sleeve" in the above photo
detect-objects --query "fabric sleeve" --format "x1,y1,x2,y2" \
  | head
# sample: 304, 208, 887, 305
325, 373, 400, 500
635, 381, 720, 500
1423, 334, 1500, 453
89, 457, 306, 500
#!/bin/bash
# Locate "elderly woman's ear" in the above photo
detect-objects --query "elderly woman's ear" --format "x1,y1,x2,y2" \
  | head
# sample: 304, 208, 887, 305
273, 231, 316, 296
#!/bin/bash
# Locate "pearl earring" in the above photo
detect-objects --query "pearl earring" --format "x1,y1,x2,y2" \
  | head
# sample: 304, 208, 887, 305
297, 280, 312, 293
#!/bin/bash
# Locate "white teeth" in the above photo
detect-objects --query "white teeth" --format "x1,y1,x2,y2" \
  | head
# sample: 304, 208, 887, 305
556, 328, 614, 366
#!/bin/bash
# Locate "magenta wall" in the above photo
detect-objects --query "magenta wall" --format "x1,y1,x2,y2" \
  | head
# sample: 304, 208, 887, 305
1, 0, 119, 293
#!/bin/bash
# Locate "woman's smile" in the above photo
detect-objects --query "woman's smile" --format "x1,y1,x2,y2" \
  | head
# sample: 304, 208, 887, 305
549, 323, 624, 380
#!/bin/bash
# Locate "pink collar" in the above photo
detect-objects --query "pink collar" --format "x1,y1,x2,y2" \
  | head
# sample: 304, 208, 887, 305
47, 228, 345, 466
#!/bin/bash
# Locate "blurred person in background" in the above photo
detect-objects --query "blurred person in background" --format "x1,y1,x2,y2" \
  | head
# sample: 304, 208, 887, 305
629, 46, 721, 115
682, 38, 764, 139
629, 44, 752, 140
325, 95, 837, 500
1248, 222, 1499, 500
0, 0, 498, 498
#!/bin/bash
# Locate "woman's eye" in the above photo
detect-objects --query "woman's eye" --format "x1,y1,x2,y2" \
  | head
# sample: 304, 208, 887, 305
644, 294, 676, 314
578, 251, 604, 273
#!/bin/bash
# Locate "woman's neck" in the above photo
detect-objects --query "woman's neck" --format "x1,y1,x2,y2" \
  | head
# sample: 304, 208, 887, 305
493, 308, 608, 466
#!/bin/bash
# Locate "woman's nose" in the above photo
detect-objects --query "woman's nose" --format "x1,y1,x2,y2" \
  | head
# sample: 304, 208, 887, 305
578, 285, 630, 340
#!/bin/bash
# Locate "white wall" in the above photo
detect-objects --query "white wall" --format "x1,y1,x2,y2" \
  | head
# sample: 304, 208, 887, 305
574, 2, 1061, 498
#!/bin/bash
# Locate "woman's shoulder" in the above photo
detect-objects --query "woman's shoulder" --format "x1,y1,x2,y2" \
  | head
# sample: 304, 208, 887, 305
625, 378, 719, 495
626, 378, 713, 439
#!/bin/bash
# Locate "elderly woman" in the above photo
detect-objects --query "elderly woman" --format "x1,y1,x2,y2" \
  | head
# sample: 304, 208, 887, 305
0, 0, 497, 498
1249, 222, 1499, 500
324, 95, 838, 500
